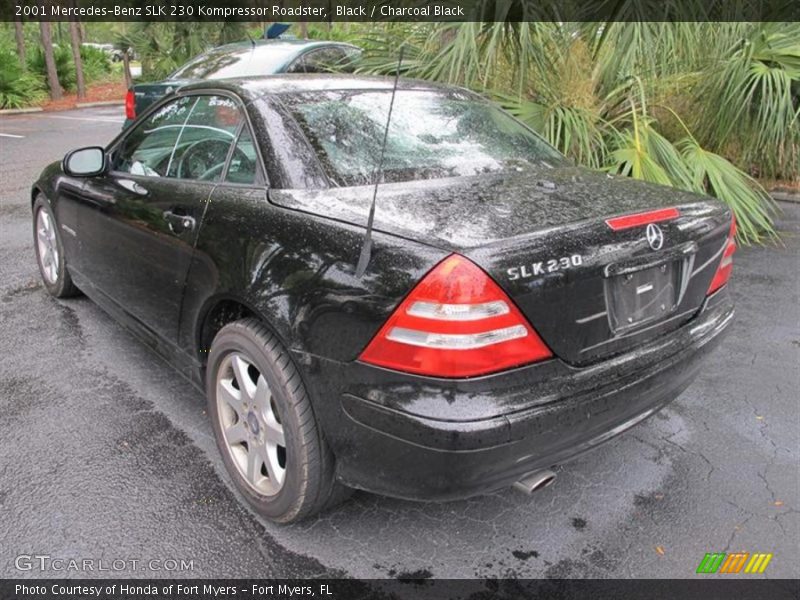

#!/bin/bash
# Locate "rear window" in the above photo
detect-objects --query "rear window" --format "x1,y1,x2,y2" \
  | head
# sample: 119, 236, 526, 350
170, 44, 301, 80
283, 90, 566, 186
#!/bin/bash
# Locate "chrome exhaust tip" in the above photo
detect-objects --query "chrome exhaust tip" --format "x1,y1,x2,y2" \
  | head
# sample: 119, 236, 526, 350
513, 469, 557, 495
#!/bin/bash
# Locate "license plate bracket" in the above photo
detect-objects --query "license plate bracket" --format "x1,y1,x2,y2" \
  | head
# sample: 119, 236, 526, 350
604, 261, 680, 334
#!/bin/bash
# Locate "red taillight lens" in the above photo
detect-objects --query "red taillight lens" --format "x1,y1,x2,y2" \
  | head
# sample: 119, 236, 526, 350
125, 89, 136, 120
707, 215, 737, 295
605, 207, 680, 231
359, 254, 552, 378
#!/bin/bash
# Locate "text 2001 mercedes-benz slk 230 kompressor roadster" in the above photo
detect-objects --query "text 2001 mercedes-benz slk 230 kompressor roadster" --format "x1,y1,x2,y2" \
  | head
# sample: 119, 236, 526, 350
32, 75, 735, 522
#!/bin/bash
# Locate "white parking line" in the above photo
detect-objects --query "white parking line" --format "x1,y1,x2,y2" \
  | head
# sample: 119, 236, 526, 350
0, 133, 25, 138
35, 114, 124, 124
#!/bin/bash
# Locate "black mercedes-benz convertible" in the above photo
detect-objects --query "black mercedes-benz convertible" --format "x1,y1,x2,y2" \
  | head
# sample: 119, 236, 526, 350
31, 75, 735, 522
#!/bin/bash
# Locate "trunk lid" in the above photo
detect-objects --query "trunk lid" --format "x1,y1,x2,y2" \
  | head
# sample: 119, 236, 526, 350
270, 166, 732, 365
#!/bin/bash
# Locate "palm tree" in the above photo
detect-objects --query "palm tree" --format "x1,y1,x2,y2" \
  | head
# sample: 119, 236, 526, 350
69, 21, 86, 100
39, 21, 62, 101
120, 22, 247, 81
351, 21, 797, 242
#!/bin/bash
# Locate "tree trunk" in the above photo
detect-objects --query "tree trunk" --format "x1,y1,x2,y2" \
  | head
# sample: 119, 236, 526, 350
122, 49, 132, 89
14, 18, 26, 68
78, 22, 86, 44
69, 22, 86, 100
68, 21, 86, 99
299, 21, 308, 39
39, 22, 62, 101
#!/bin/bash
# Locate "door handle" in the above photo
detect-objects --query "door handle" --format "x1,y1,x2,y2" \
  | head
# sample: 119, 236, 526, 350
163, 210, 196, 234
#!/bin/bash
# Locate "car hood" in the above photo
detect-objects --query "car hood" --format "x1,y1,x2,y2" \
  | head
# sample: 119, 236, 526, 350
268, 166, 711, 251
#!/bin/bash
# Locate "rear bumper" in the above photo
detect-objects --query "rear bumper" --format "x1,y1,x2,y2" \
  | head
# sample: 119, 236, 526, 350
297, 288, 734, 501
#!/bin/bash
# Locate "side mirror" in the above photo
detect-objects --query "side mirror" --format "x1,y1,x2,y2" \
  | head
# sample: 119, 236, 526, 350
63, 147, 106, 177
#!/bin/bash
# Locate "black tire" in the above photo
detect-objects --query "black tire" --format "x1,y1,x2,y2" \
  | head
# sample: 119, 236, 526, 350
206, 318, 351, 522
32, 194, 80, 298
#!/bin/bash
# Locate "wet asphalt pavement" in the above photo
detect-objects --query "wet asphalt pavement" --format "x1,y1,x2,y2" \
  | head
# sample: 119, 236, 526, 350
0, 107, 798, 581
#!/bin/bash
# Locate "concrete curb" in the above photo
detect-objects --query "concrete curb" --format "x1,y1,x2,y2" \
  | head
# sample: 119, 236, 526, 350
0, 107, 43, 115
0, 100, 123, 116
75, 100, 124, 108
771, 191, 800, 204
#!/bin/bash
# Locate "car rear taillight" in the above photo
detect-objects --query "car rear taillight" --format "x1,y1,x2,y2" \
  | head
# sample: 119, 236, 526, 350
359, 254, 552, 378
125, 89, 135, 120
605, 207, 680, 231
707, 214, 737, 295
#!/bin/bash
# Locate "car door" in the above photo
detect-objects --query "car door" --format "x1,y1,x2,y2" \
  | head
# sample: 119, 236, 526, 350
72, 93, 246, 342
177, 123, 268, 355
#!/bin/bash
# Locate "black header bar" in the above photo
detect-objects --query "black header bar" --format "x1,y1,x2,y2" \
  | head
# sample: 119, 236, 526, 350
2, 0, 798, 22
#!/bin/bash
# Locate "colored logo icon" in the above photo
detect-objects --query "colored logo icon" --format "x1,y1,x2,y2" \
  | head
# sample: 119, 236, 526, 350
696, 552, 773, 574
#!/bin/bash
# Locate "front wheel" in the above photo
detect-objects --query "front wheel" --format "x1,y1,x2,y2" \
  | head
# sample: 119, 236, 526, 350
32, 195, 79, 298
206, 319, 350, 522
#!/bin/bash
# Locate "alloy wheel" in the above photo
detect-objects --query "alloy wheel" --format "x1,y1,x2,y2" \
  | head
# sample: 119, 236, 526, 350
36, 209, 59, 284
215, 352, 287, 496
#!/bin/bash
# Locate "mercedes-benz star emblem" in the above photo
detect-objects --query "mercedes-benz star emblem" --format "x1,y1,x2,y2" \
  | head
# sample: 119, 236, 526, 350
646, 223, 664, 250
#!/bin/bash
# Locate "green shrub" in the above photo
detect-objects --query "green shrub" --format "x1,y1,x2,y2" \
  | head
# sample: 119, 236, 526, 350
80, 45, 112, 82
28, 45, 76, 92
0, 50, 45, 109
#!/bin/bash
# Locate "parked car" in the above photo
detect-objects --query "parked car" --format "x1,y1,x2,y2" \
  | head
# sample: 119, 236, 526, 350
124, 39, 361, 128
82, 42, 124, 62
32, 75, 735, 522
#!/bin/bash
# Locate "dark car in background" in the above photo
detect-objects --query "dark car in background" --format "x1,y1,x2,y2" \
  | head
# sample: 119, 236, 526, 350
33, 75, 735, 523
124, 39, 361, 127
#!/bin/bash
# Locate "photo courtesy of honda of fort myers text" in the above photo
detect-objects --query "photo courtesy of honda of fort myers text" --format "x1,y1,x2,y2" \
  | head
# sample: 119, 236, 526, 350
0, 1, 798, 600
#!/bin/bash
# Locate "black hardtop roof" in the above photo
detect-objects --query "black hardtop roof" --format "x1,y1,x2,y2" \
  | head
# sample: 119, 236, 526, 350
177, 74, 472, 100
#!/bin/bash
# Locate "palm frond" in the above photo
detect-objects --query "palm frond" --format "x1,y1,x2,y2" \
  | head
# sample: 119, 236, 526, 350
678, 137, 778, 244
697, 22, 800, 179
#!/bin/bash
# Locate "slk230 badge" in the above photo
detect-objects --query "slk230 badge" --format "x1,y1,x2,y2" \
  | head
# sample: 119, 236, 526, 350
507, 255, 583, 280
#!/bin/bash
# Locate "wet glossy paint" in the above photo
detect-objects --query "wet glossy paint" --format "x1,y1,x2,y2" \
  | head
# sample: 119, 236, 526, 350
32, 75, 735, 501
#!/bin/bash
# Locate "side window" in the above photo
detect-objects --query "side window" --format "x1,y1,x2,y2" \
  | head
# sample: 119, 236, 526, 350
341, 47, 362, 73
289, 47, 348, 74
285, 56, 306, 74
113, 96, 195, 177
224, 126, 260, 185
113, 95, 243, 182
166, 95, 242, 181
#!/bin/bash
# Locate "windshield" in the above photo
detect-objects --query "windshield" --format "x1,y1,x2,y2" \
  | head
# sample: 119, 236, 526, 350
283, 89, 567, 186
170, 44, 301, 80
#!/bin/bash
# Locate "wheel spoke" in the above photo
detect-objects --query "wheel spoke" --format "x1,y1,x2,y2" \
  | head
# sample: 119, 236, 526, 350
218, 378, 245, 415
254, 374, 270, 408
264, 446, 285, 487
246, 445, 263, 484
263, 417, 285, 446
224, 420, 248, 445
232, 355, 255, 400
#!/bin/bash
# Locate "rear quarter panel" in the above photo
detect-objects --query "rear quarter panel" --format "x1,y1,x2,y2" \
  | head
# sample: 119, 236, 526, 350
179, 185, 447, 365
